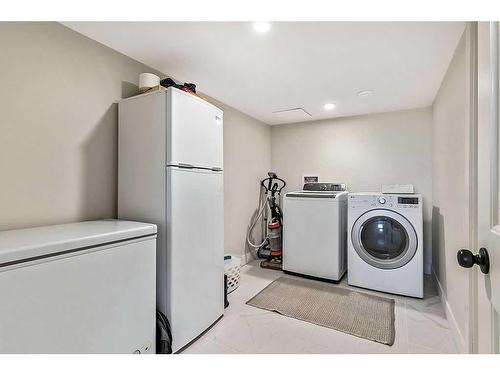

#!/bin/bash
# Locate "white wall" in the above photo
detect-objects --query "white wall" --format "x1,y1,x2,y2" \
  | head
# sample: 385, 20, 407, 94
0, 22, 158, 230
431, 29, 470, 352
0, 22, 272, 259
211, 99, 272, 260
271, 108, 433, 272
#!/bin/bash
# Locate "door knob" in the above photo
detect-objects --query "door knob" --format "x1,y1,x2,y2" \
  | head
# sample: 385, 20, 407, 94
457, 248, 490, 274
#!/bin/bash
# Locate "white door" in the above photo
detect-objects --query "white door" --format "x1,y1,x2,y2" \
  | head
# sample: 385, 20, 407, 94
167, 88, 224, 169
472, 21, 500, 353
166, 166, 224, 352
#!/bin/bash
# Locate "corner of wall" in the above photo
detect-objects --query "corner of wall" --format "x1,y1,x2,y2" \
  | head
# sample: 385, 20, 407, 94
432, 266, 468, 353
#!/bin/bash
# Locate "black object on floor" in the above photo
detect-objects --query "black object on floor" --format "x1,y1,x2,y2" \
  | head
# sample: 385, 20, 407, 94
224, 274, 229, 308
283, 269, 344, 284
260, 259, 282, 271
156, 310, 173, 354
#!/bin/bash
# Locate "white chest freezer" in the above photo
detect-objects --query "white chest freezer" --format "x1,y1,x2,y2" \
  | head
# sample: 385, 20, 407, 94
0, 220, 157, 354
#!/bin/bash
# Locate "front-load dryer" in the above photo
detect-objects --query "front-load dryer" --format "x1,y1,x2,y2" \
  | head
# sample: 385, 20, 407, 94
347, 193, 423, 298
283, 183, 348, 282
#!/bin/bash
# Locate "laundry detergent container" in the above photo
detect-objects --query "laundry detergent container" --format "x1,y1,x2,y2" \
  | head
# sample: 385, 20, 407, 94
0, 220, 157, 354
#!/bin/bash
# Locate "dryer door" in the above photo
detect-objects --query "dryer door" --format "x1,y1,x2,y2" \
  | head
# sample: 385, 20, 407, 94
351, 209, 418, 269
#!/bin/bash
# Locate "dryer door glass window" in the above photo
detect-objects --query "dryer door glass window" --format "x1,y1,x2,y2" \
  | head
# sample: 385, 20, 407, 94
351, 209, 418, 269
360, 216, 408, 260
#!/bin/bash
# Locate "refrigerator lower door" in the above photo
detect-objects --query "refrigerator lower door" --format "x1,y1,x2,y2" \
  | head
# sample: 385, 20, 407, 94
166, 166, 224, 352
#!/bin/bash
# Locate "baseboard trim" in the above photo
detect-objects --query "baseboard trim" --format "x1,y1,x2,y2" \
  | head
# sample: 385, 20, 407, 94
432, 268, 468, 353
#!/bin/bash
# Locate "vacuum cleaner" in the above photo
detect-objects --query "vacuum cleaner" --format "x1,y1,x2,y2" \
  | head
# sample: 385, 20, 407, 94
246, 172, 286, 270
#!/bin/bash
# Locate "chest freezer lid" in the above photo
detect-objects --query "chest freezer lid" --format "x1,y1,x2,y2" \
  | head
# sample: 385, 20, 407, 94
0, 220, 157, 267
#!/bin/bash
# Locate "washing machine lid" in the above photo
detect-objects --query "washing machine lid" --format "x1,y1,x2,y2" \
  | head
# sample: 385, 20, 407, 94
351, 209, 418, 269
286, 182, 347, 199
286, 191, 342, 198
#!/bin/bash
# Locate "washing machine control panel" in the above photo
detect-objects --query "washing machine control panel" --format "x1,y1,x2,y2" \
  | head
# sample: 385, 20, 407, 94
303, 182, 347, 192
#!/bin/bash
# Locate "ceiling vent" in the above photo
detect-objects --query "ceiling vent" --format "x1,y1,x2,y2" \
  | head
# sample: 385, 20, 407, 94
272, 107, 312, 123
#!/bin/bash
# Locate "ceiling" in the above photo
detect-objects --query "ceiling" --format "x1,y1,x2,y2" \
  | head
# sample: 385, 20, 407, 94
63, 22, 465, 125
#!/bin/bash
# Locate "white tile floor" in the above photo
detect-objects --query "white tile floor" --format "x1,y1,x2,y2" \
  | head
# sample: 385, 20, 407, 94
183, 261, 458, 354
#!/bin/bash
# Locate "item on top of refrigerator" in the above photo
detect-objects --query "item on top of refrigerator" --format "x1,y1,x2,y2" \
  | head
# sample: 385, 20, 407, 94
139, 73, 161, 92
160, 77, 197, 94
159, 77, 176, 88
182, 83, 196, 94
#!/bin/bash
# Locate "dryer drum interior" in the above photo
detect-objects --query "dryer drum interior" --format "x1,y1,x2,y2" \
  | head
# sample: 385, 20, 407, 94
351, 209, 418, 270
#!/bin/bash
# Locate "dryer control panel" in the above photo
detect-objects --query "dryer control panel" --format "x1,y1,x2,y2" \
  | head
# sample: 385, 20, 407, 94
349, 194, 420, 209
398, 197, 419, 205
374, 195, 420, 209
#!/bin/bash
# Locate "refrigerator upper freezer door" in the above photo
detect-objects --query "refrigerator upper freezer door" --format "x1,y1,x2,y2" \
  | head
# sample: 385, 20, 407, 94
166, 167, 224, 352
167, 88, 223, 169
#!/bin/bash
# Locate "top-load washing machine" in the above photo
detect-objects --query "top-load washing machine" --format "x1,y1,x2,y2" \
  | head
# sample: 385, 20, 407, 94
347, 193, 423, 298
283, 183, 348, 282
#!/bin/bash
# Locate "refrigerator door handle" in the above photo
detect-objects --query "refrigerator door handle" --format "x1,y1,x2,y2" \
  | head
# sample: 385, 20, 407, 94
167, 163, 195, 169
167, 164, 223, 172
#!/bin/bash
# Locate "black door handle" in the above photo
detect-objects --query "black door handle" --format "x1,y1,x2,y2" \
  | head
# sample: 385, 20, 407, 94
457, 248, 490, 274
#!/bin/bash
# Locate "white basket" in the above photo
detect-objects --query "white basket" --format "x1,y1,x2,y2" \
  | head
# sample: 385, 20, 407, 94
224, 254, 242, 294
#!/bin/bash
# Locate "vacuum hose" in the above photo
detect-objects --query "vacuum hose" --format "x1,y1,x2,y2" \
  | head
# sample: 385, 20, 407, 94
246, 192, 268, 249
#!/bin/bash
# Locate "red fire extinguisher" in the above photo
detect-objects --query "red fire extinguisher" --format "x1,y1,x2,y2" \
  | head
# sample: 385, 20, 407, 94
267, 219, 282, 258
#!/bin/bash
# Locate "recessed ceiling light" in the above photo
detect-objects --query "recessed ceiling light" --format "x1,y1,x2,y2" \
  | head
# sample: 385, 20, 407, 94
358, 90, 374, 98
252, 22, 271, 33
324, 103, 336, 110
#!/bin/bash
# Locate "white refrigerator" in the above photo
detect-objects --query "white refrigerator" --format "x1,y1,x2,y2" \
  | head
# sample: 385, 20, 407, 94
118, 87, 224, 353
